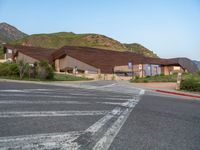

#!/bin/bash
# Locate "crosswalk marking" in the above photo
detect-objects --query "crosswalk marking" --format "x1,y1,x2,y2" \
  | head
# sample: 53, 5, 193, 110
0, 111, 108, 118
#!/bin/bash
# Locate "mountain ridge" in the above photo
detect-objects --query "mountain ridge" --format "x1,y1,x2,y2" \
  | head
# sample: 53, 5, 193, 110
0, 22, 27, 43
0, 22, 158, 58
10, 32, 158, 58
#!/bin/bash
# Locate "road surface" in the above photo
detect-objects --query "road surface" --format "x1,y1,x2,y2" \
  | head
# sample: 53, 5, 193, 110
0, 80, 199, 150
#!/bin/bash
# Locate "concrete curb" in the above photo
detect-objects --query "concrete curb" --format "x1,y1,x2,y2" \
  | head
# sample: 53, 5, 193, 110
155, 90, 200, 99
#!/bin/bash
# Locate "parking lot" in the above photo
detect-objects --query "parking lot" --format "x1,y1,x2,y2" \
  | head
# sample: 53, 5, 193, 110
0, 81, 139, 149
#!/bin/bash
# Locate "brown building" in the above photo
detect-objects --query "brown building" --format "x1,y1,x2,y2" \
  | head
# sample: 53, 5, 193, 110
3, 44, 199, 80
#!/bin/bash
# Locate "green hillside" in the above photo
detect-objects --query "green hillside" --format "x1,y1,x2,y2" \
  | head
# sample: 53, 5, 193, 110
10, 32, 126, 50
124, 43, 158, 58
10, 32, 158, 58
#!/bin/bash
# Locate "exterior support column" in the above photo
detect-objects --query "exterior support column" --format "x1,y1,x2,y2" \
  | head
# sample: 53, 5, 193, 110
55, 59, 60, 72
142, 64, 144, 77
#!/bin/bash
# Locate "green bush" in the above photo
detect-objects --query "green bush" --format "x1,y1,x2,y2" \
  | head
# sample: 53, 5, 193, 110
131, 74, 177, 83
37, 60, 54, 80
0, 63, 19, 76
54, 73, 91, 81
197, 71, 200, 76
180, 78, 200, 92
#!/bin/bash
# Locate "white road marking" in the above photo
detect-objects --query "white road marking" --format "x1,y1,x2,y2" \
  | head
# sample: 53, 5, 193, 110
0, 93, 131, 101
69, 93, 96, 96
0, 89, 51, 92
0, 111, 108, 118
86, 107, 122, 134
95, 83, 117, 89
0, 100, 89, 105
0, 90, 23, 92
0, 86, 143, 149
0, 131, 82, 150
93, 99, 138, 150
98, 99, 139, 106
0, 94, 74, 98
139, 89, 145, 95
103, 97, 132, 101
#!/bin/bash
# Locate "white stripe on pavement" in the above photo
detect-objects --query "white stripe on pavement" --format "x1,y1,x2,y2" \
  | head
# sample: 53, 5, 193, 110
0, 131, 82, 150
0, 111, 108, 118
0, 93, 131, 101
93, 98, 138, 150
86, 107, 122, 134
0, 100, 90, 105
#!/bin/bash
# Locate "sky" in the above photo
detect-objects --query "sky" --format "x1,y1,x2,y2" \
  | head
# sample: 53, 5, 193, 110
0, 0, 200, 60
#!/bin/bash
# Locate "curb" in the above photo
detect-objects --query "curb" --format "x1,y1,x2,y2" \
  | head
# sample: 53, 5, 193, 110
155, 90, 200, 99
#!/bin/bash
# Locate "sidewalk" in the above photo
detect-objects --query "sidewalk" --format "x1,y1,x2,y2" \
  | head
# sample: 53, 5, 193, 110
132, 82, 200, 99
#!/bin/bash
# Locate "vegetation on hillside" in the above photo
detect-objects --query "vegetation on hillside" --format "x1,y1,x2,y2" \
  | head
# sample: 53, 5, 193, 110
125, 43, 158, 58
0, 22, 159, 58
10, 32, 158, 58
10, 32, 126, 51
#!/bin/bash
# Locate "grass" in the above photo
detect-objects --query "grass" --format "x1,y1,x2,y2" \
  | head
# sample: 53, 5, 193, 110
131, 73, 200, 83
131, 72, 200, 92
0, 73, 92, 82
53, 73, 92, 81
131, 74, 178, 83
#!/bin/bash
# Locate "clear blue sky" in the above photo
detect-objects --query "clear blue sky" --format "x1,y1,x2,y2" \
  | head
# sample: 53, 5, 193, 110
0, 0, 200, 60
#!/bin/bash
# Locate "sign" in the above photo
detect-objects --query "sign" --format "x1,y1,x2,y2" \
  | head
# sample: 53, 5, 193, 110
128, 61, 132, 69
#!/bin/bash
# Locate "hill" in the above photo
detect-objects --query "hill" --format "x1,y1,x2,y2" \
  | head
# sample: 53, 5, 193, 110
124, 43, 158, 58
0, 22, 158, 58
10, 32, 158, 58
193, 60, 200, 70
0, 22, 27, 43
11, 32, 127, 51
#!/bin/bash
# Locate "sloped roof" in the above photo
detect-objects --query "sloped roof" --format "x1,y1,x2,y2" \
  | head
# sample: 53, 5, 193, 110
52, 46, 198, 73
52, 46, 147, 73
4, 44, 199, 74
4, 44, 56, 63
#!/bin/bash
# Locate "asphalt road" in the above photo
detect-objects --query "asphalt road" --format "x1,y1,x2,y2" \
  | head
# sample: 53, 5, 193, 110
0, 80, 199, 150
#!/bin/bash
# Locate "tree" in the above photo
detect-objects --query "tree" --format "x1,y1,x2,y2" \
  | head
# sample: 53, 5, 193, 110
18, 60, 29, 80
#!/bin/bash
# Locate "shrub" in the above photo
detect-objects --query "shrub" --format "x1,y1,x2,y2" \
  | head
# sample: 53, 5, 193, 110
37, 60, 54, 80
197, 71, 200, 76
0, 63, 19, 76
160, 73, 165, 76
135, 76, 140, 80
8, 63, 19, 75
180, 78, 200, 92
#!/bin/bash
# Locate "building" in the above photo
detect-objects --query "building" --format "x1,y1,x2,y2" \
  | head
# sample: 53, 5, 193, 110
3, 44, 199, 80
4, 44, 55, 64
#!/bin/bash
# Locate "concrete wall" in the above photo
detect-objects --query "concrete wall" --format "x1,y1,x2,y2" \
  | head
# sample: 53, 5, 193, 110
58, 55, 98, 73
